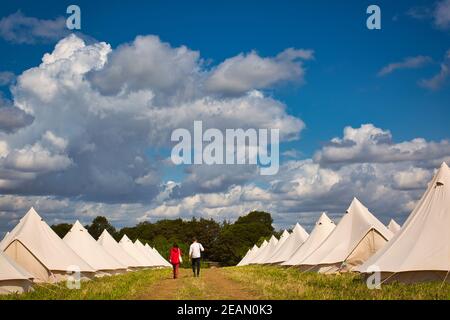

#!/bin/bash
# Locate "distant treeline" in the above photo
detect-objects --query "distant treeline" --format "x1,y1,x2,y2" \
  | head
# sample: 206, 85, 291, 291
51, 211, 279, 266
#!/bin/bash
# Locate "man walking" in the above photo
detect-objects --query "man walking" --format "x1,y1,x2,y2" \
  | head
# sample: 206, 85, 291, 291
189, 237, 204, 277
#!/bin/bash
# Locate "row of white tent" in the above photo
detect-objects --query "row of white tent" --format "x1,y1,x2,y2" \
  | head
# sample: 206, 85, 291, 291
238, 198, 398, 271
0, 208, 171, 295
238, 162, 450, 283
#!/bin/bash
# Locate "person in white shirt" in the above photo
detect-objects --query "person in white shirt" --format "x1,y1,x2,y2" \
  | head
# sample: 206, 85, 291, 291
189, 237, 204, 277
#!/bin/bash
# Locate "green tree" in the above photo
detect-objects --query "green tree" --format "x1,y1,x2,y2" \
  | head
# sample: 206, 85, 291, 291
51, 223, 72, 238
210, 211, 274, 266
86, 216, 118, 240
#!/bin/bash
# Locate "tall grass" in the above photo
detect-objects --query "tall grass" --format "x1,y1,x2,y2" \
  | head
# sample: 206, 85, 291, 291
0, 268, 170, 300
223, 266, 450, 300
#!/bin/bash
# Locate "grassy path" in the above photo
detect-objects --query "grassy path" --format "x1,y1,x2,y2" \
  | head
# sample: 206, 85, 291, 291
138, 268, 260, 300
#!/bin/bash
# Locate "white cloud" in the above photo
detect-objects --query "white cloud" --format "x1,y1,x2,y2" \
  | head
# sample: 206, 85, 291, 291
2, 142, 72, 173
88, 35, 201, 102
0, 97, 34, 133
0, 11, 68, 44
377, 56, 432, 76
2, 33, 448, 234
205, 48, 313, 95
146, 123, 450, 230
0, 34, 305, 205
392, 167, 432, 190
314, 124, 450, 166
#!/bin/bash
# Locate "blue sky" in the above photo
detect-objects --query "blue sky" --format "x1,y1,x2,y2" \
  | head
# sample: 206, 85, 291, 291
0, 0, 449, 232
1, 0, 448, 156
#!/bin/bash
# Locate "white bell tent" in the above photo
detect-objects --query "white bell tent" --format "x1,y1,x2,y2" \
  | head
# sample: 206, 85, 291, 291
144, 243, 171, 267
119, 235, 152, 267
282, 213, 336, 266
134, 240, 162, 267
357, 162, 450, 283
63, 221, 127, 275
387, 219, 401, 234
0, 251, 33, 295
266, 223, 309, 264
237, 244, 259, 266
98, 229, 141, 269
0, 208, 95, 282
249, 235, 279, 264
245, 240, 268, 265
298, 198, 393, 273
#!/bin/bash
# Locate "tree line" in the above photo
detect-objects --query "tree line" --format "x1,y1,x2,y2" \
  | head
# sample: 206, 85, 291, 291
51, 211, 278, 266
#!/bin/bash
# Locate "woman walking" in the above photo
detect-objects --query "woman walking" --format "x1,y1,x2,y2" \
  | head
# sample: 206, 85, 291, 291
169, 243, 182, 279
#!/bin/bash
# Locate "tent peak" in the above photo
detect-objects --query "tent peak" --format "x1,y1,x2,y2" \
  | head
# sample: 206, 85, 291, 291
73, 220, 82, 226
100, 229, 110, 236
318, 212, 333, 224
120, 234, 131, 242
25, 207, 41, 219
72, 220, 85, 230
435, 161, 450, 185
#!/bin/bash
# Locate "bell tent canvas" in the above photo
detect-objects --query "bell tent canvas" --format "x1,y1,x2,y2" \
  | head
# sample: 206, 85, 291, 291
245, 240, 268, 265
134, 240, 163, 267
387, 219, 401, 234
249, 235, 279, 264
144, 243, 171, 267
0, 207, 95, 283
266, 224, 309, 264
63, 221, 127, 276
263, 230, 290, 262
237, 244, 259, 266
119, 235, 153, 267
98, 229, 141, 269
282, 213, 336, 266
357, 162, 450, 283
237, 245, 256, 266
297, 198, 393, 273
0, 251, 33, 295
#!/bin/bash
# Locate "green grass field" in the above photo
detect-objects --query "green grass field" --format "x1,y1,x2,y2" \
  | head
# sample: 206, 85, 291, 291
1, 266, 449, 300
222, 266, 450, 300
0, 268, 169, 300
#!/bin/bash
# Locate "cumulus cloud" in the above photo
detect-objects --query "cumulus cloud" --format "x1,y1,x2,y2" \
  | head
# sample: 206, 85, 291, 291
0, 98, 34, 133
2, 33, 448, 234
377, 56, 432, 76
314, 124, 450, 167
0, 11, 68, 44
205, 48, 314, 95
1, 122, 449, 234
88, 35, 202, 102
0, 34, 305, 208
142, 123, 450, 231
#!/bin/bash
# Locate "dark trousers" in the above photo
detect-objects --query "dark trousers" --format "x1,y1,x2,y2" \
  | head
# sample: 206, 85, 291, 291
191, 258, 201, 276
172, 263, 179, 279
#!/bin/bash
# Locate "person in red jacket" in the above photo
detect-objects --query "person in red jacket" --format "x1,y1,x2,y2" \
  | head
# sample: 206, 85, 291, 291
169, 243, 182, 279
